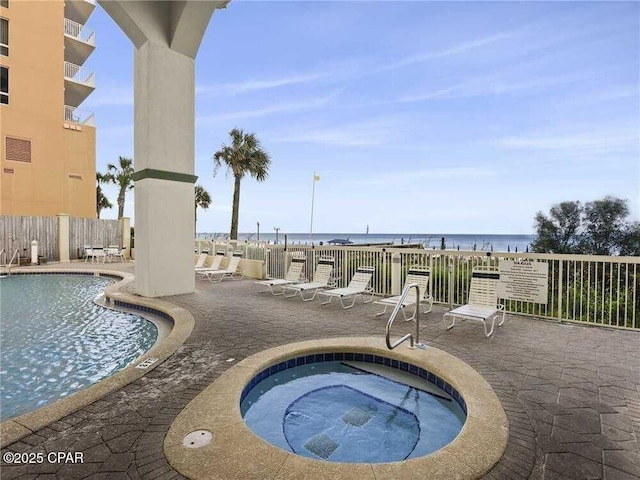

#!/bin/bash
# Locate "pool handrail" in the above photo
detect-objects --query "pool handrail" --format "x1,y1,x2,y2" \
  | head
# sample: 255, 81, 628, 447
385, 282, 421, 350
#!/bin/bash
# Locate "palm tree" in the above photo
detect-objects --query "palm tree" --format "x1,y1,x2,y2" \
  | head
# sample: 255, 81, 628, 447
213, 129, 271, 239
106, 156, 134, 219
194, 184, 212, 226
96, 172, 113, 218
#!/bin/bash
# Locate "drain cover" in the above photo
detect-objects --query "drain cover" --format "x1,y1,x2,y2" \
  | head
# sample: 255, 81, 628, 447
182, 430, 212, 448
135, 358, 159, 369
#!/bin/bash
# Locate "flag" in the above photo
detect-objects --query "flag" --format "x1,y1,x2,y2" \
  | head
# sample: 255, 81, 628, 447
314, 174, 320, 181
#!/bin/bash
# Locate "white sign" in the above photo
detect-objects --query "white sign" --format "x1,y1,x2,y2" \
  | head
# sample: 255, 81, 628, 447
498, 260, 549, 304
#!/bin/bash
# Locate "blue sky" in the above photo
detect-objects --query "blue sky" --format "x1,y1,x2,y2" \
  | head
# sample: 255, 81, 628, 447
86, 1, 639, 235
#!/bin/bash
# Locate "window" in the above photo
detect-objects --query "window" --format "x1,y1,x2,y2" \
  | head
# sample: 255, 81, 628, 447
0, 66, 7, 104
0, 1, 7, 9
0, 18, 7, 56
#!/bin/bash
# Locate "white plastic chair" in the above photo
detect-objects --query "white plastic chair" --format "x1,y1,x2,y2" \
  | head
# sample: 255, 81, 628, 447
318, 266, 375, 309
374, 266, 433, 321
255, 256, 306, 295
444, 266, 505, 337
112, 247, 126, 262
283, 256, 334, 301
90, 247, 106, 263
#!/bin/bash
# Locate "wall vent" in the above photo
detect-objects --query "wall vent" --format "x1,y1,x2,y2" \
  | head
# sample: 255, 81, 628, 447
68, 173, 82, 179
6, 137, 32, 163
3, 168, 14, 174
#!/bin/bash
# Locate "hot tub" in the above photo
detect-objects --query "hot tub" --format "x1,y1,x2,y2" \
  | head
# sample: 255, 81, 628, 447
164, 338, 508, 479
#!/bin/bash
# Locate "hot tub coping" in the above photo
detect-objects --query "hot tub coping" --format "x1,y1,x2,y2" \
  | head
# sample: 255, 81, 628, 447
164, 337, 508, 480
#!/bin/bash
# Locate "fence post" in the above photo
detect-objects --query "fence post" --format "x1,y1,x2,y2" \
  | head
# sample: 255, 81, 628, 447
57, 213, 70, 263
448, 259, 454, 310
557, 260, 563, 323
120, 217, 131, 259
31, 240, 38, 265
391, 252, 401, 295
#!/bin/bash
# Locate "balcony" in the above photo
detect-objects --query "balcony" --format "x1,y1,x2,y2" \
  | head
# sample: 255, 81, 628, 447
64, 18, 95, 65
64, 0, 96, 25
64, 61, 95, 107
64, 106, 95, 127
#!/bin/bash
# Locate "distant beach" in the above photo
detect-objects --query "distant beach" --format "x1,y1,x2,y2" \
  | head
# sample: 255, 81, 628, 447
197, 232, 535, 253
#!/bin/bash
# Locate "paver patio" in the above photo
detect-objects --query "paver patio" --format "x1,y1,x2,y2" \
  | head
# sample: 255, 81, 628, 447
1, 263, 639, 480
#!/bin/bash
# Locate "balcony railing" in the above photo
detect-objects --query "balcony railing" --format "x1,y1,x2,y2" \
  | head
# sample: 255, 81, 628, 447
64, 105, 95, 126
64, 18, 95, 46
64, 61, 95, 87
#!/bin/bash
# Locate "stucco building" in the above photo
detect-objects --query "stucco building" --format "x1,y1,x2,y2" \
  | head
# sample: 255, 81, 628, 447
0, 0, 97, 217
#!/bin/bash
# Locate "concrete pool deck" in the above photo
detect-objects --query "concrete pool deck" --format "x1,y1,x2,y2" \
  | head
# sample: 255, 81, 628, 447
1, 262, 639, 480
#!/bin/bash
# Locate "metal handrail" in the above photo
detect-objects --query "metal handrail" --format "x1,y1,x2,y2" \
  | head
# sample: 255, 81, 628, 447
385, 282, 421, 350
2, 249, 20, 275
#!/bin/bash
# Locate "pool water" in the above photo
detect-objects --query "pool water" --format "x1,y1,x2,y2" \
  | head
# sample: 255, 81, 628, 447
0, 274, 158, 420
241, 361, 466, 463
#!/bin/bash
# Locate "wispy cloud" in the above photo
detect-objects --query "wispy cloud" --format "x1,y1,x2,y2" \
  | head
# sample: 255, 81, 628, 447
397, 69, 608, 104
197, 73, 324, 97
349, 167, 498, 187
496, 130, 639, 152
84, 85, 133, 108
271, 118, 402, 147
197, 91, 340, 124
372, 32, 515, 75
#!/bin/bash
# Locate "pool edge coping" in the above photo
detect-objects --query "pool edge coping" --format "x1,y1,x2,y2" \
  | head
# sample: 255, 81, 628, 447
163, 337, 509, 480
0, 268, 195, 449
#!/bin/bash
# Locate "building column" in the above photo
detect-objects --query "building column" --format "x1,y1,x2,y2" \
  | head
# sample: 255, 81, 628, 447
98, 0, 226, 297
57, 213, 70, 263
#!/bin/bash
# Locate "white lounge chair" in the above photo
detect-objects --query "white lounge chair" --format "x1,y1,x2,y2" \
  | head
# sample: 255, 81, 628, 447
194, 252, 208, 269
283, 256, 334, 301
196, 252, 225, 276
444, 266, 505, 337
254, 256, 306, 295
318, 266, 375, 309
374, 266, 433, 321
202, 254, 244, 282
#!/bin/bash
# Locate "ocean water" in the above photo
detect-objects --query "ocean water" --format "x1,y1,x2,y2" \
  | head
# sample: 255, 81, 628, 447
198, 232, 535, 253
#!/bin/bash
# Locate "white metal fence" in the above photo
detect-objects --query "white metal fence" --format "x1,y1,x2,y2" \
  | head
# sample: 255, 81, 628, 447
196, 240, 639, 330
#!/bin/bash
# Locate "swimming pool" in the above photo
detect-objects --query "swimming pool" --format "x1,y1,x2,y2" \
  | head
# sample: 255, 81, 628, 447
241, 358, 465, 463
0, 274, 158, 420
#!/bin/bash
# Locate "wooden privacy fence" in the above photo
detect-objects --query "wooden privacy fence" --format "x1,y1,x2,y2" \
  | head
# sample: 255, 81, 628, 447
0, 215, 123, 261
0, 216, 59, 261
69, 218, 122, 260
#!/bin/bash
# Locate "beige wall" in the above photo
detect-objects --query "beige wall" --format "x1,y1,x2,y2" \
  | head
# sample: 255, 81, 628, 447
0, 0, 96, 218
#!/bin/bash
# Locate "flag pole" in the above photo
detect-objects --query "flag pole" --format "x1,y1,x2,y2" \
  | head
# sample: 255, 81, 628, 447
310, 172, 316, 243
